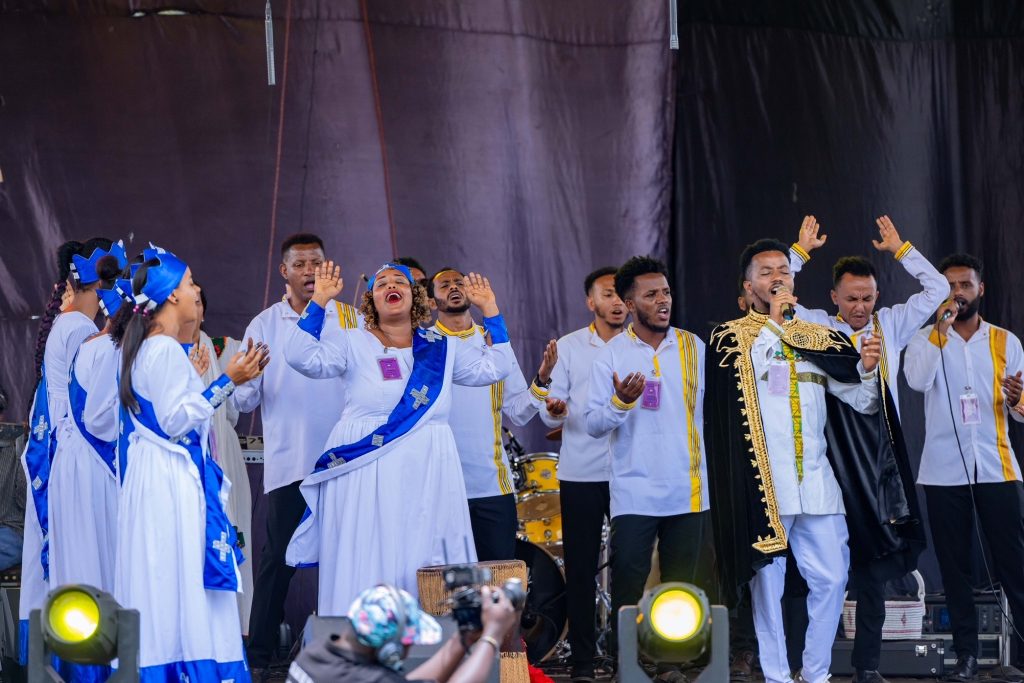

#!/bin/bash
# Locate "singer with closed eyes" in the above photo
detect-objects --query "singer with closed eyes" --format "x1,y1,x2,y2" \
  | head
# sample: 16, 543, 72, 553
704, 239, 922, 683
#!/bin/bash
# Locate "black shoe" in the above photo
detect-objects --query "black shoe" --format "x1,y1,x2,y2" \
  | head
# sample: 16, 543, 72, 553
729, 650, 755, 682
853, 670, 889, 683
571, 665, 596, 683
946, 655, 979, 681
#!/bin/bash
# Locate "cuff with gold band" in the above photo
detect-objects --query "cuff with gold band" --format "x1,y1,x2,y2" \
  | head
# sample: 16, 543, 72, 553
529, 381, 550, 401
790, 243, 811, 263
611, 394, 637, 411
894, 241, 914, 261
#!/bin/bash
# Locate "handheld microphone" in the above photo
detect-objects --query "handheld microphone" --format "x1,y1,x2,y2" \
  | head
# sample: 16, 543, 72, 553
939, 300, 960, 323
771, 284, 796, 321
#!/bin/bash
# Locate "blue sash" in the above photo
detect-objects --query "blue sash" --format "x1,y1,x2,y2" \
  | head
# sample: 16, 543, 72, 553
128, 384, 244, 591
310, 327, 448, 474
68, 350, 117, 477
24, 365, 56, 579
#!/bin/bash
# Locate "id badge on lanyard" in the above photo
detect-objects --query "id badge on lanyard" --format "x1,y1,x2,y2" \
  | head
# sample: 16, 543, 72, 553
641, 378, 661, 410
768, 360, 789, 396
960, 388, 981, 426
377, 356, 403, 381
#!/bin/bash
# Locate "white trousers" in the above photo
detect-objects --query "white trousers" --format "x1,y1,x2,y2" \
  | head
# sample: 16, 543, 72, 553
751, 513, 850, 683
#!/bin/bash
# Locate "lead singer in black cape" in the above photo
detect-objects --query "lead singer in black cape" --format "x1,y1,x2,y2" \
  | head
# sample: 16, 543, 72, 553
704, 239, 925, 683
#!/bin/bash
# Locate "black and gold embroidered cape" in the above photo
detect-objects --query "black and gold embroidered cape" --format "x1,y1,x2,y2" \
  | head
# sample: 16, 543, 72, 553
704, 311, 925, 604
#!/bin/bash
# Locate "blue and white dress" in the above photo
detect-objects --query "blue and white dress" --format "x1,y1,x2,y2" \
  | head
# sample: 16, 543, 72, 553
49, 334, 120, 593
283, 302, 514, 616
115, 334, 248, 682
19, 311, 98, 664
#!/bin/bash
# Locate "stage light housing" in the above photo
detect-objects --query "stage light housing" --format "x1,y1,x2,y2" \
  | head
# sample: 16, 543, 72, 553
636, 582, 710, 663
42, 585, 120, 664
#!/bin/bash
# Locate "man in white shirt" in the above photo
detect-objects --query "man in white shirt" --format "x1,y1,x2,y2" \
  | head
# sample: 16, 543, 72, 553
429, 267, 565, 561
706, 239, 891, 683
789, 214, 949, 414
584, 256, 711, 678
539, 266, 626, 683
904, 253, 1024, 681
784, 215, 942, 683
232, 233, 360, 673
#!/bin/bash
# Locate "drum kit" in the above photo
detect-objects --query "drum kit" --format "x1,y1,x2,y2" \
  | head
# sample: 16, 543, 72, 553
503, 428, 613, 666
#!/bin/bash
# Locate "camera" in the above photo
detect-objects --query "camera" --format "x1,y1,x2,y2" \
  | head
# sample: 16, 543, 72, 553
443, 566, 526, 634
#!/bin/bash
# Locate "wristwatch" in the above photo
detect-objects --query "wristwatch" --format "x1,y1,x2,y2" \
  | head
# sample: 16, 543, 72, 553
533, 374, 552, 389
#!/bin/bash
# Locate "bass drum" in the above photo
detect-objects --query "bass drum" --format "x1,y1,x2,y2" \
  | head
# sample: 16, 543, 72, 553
514, 539, 567, 664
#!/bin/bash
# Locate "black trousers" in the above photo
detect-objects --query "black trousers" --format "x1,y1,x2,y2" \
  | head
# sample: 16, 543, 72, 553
247, 481, 308, 668
560, 480, 611, 672
849, 562, 887, 670
730, 583, 758, 656
925, 481, 1024, 659
609, 511, 711, 636
468, 493, 518, 561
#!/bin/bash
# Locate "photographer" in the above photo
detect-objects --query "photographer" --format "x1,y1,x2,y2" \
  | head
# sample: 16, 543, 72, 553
288, 584, 517, 683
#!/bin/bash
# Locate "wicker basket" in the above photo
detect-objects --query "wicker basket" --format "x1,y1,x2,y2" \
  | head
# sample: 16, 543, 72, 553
417, 560, 529, 682
842, 570, 925, 640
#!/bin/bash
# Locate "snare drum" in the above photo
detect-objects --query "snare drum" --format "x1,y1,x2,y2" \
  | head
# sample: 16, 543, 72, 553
519, 514, 562, 554
515, 453, 560, 520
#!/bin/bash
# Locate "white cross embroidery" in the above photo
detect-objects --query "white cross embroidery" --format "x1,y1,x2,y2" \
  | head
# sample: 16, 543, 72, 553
32, 476, 43, 490
33, 416, 48, 441
326, 453, 345, 469
212, 531, 232, 563
207, 382, 233, 408
410, 385, 431, 409
422, 329, 440, 343
371, 434, 384, 447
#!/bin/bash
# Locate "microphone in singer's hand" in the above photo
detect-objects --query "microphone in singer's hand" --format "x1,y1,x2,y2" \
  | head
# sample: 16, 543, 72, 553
939, 300, 960, 323
771, 284, 796, 321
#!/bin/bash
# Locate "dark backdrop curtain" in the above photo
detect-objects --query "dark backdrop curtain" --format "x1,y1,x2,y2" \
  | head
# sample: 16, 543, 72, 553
671, 0, 1024, 590
0, 0, 673, 418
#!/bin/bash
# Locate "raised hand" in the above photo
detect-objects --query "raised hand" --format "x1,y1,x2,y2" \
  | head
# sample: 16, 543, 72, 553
860, 333, 882, 373
797, 215, 827, 254
1002, 371, 1023, 408
536, 340, 558, 385
226, 338, 270, 385
312, 260, 343, 307
613, 371, 646, 405
189, 343, 210, 376
872, 215, 906, 255
465, 272, 499, 317
545, 398, 567, 418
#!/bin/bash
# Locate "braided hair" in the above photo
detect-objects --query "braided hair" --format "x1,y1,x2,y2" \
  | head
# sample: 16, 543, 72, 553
33, 238, 117, 381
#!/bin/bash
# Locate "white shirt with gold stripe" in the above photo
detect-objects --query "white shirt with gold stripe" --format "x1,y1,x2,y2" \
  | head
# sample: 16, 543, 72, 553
584, 325, 708, 518
751, 319, 880, 516
904, 320, 1024, 486
539, 324, 615, 483
790, 241, 949, 415
433, 321, 548, 499
232, 298, 361, 492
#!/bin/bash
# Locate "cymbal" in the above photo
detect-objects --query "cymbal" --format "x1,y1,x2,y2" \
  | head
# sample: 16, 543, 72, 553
545, 427, 562, 441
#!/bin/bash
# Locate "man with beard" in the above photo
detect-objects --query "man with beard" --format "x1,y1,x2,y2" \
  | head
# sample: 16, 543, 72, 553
429, 267, 565, 561
782, 216, 941, 683
584, 256, 711, 679
904, 254, 1024, 681
705, 239, 923, 683
539, 266, 626, 683
233, 233, 361, 676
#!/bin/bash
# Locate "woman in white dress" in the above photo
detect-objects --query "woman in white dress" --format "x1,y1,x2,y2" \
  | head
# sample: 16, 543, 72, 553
284, 261, 513, 615
116, 248, 266, 682
191, 286, 254, 634
20, 238, 122, 670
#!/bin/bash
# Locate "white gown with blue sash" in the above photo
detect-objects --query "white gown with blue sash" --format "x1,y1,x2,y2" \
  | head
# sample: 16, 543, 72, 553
114, 335, 248, 682
19, 311, 97, 664
283, 307, 514, 616
49, 334, 120, 594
